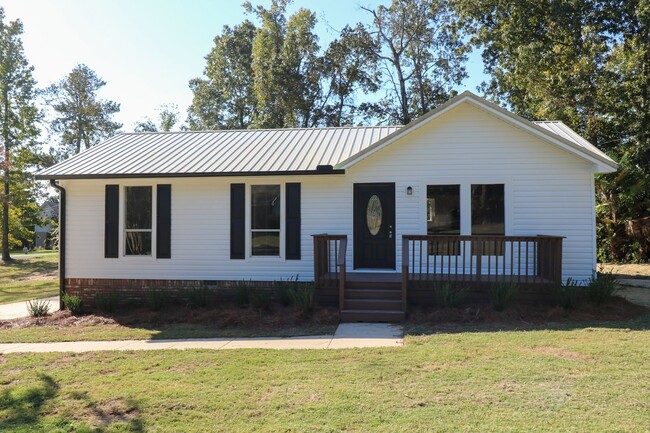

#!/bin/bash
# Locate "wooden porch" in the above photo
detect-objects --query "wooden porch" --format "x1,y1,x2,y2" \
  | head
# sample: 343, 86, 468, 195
313, 234, 564, 322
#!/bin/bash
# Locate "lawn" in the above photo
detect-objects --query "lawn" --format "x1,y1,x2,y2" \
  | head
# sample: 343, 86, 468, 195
0, 251, 58, 305
1, 321, 649, 432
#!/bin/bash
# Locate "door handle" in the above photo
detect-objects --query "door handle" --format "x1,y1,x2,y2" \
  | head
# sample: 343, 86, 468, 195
389, 225, 393, 238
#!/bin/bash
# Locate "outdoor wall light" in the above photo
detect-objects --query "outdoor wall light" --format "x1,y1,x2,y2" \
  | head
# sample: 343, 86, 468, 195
406, 186, 413, 195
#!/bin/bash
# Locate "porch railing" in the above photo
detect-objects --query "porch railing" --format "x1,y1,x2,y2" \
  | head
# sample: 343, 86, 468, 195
402, 235, 564, 292
312, 234, 347, 308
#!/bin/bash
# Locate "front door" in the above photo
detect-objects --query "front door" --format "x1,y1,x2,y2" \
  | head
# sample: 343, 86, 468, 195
354, 183, 396, 269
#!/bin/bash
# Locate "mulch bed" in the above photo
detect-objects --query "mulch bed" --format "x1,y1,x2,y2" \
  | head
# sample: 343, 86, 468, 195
0, 305, 340, 331
406, 296, 649, 333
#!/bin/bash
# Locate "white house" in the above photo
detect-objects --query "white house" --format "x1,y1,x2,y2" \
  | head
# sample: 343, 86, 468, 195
37, 92, 617, 321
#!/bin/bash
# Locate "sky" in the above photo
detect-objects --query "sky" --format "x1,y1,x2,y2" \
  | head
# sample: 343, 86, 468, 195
3, 0, 487, 134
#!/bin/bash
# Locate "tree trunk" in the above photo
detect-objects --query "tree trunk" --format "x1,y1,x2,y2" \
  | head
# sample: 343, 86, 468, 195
1, 87, 10, 262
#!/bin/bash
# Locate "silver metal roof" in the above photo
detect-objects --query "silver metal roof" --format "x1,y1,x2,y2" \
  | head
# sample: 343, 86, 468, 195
533, 121, 613, 162
37, 92, 616, 180
37, 126, 401, 179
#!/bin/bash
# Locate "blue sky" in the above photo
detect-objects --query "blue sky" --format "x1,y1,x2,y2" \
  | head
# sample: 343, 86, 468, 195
4, 0, 486, 132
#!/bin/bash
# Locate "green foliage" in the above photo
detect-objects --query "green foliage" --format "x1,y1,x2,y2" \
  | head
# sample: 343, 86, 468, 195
93, 292, 120, 313
46, 64, 122, 160
62, 294, 83, 315
587, 271, 619, 305
234, 280, 251, 307
250, 289, 271, 311
553, 278, 584, 310
26, 298, 50, 317
361, 0, 467, 124
134, 104, 180, 132
0, 8, 43, 261
453, 0, 650, 262
489, 282, 518, 311
187, 287, 210, 309
433, 283, 467, 308
278, 276, 315, 313
146, 288, 171, 312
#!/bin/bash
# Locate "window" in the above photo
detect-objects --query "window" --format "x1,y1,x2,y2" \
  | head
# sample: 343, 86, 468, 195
251, 185, 281, 256
471, 184, 505, 256
471, 184, 505, 235
427, 185, 460, 235
427, 185, 460, 255
125, 186, 152, 255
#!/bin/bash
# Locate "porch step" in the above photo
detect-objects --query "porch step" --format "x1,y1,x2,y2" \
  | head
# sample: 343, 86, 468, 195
345, 280, 401, 290
344, 288, 402, 300
340, 309, 405, 323
344, 299, 402, 310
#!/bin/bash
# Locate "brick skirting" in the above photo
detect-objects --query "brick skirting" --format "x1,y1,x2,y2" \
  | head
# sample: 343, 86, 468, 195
65, 278, 311, 308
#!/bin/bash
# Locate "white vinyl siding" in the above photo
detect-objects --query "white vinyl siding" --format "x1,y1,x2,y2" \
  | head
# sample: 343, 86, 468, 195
61, 102, 598, 283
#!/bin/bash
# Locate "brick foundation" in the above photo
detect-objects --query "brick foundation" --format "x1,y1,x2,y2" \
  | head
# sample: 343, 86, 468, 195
65, 278, 313, 309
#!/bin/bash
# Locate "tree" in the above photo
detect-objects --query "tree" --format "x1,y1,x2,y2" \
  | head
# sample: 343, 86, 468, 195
135, 104, 180, 132
47, 64, 121, 159
453, 0, 650, 262
320, 24, 380, 126
361, 0, 468, 124
188, 21, 257, 130
0, 8, 41, 261
245, 0, 324, 128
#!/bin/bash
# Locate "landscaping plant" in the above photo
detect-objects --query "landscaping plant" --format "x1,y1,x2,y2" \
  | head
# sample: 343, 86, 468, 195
433, 283, 466, 308
234, 281, 251, 307
62, 294, 83, 315
489, 282, 518, 311
26, 299, 50, 317
250, 290, 271, 311
93, 292, 120, 313
187, 287, 210, 309
553, 278, 584, 310
147, 289, 171, 311
588, 271, 619, 305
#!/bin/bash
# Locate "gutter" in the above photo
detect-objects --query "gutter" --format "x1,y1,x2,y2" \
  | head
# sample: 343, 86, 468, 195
49, 180, 66, 310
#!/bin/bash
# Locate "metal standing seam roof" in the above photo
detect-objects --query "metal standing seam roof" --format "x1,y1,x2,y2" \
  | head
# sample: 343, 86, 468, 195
36, 92, 617, 180
36, 126, 402, 179
532, 121, 612, 161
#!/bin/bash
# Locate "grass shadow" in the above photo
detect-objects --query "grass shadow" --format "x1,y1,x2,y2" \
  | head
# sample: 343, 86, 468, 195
0, 373, 59, 430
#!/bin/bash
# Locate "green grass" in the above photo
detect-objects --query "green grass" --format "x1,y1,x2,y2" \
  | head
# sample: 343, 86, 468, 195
0, 251, 58, 304
0, 322, 338, 343
1, 322, 649, 432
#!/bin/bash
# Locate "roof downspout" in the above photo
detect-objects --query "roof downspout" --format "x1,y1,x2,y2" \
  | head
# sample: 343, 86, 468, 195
50, 179, 66, 310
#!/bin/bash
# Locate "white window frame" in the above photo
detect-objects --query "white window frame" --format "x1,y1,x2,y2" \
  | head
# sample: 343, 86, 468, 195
121, 184, 156, 258
419, 178, 512, 236
247, 183, 284, 258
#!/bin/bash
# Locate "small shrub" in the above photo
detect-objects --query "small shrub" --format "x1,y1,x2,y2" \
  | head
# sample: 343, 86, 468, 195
588, 271, 619, 305
489, 282, 518, 311
26, 299, 50, 317
287, 282, 315, 313
187, 287, 210, 309
147, 288, 171, 311
553, 278, 584, 310
62, 294, 83, 315
433, 283, 466, 308
277, 275, 314, 313
250, 290, 271, 311
234, 281, 251, 307
94, 291, 120, 313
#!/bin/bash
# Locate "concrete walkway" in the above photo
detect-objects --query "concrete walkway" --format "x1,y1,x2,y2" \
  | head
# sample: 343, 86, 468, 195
0, 323, 403, 354
0, 296, 59, 320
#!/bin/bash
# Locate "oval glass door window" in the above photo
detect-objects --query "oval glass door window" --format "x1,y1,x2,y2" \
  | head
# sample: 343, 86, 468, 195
366, 195, 383, 236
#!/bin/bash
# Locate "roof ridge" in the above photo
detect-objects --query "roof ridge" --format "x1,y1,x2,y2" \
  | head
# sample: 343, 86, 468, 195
122, 125, 403, 135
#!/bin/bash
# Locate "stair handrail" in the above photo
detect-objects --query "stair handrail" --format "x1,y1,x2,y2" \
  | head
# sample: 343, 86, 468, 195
337, 237, 347, 310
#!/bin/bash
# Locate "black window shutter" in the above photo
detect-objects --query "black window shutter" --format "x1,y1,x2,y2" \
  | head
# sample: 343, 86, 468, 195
104, 185, 119, 258
230, 183, 245, 259
285, 183, 301, 260
156, 184, 172, 259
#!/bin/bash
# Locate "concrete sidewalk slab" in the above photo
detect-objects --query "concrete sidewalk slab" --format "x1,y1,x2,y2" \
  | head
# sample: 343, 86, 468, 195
0, 323, 404, 353
0, 296, 59, 320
